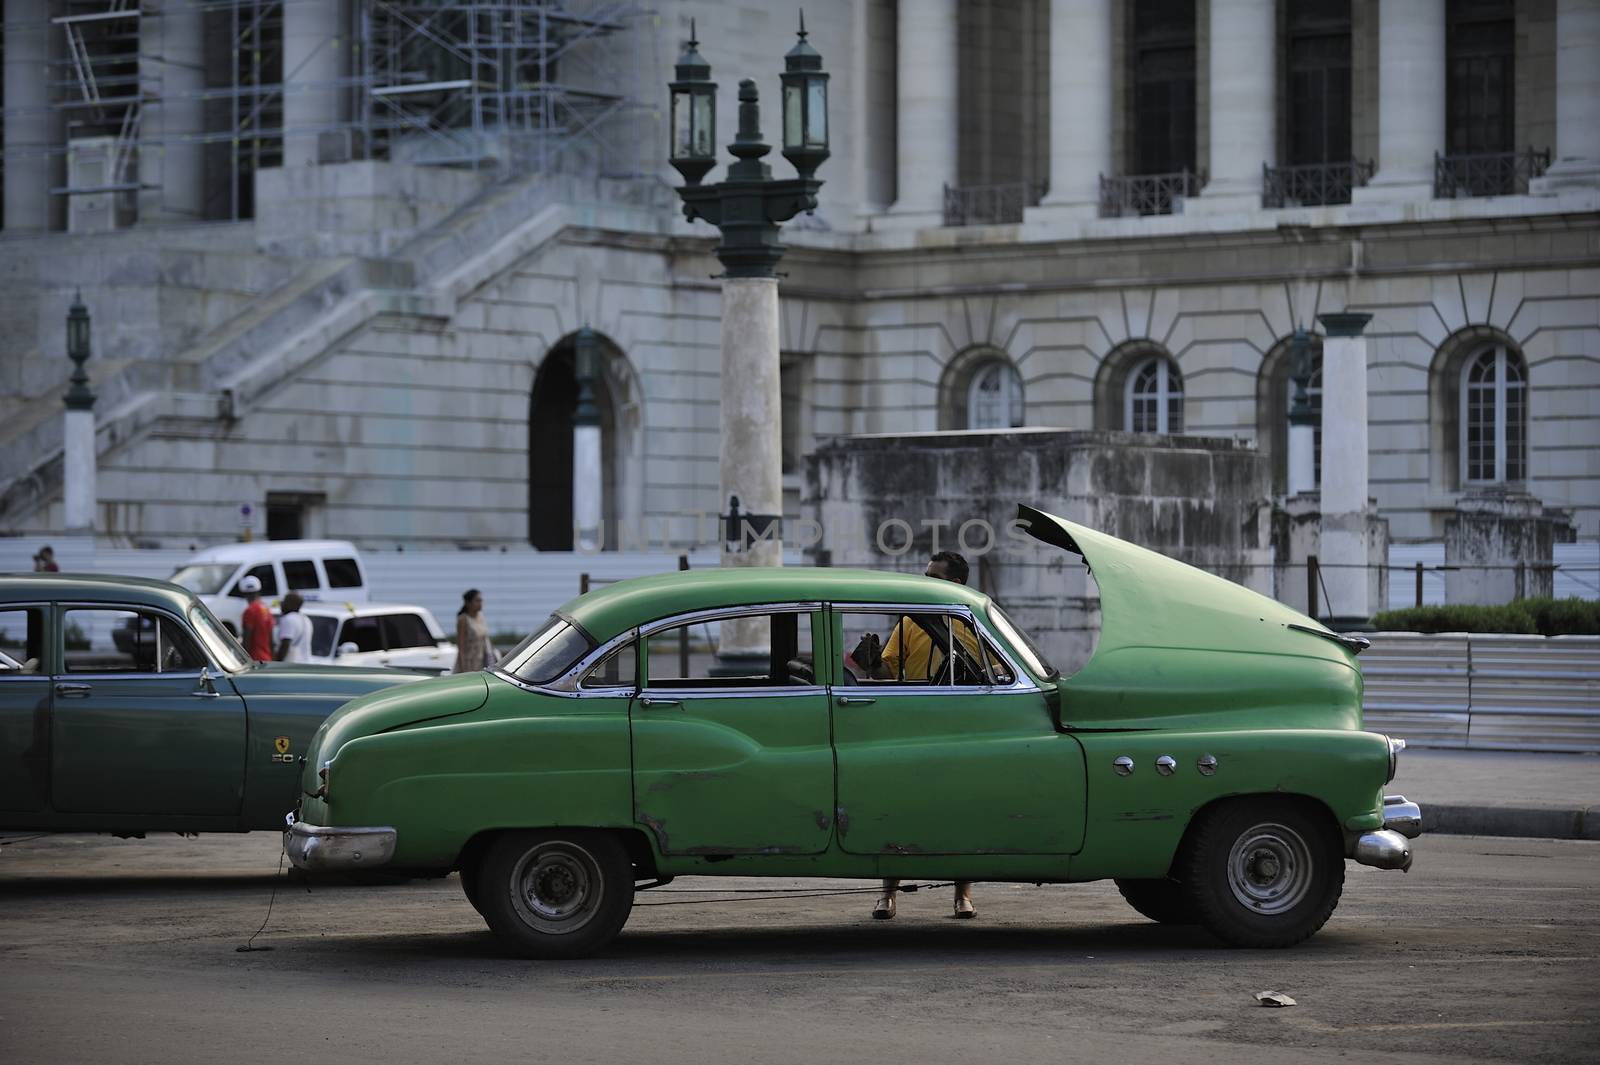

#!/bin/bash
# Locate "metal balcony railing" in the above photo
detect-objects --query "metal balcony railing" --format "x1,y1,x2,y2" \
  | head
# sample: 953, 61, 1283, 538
1098, 169, 1204, 218
1262, 159, 1375, 208
942, 181, 1045, 226
1434, 147, 1551, 198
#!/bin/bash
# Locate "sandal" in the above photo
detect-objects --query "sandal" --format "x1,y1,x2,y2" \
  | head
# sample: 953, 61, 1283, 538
872, 895, 896, 920
954, 896, 977, 919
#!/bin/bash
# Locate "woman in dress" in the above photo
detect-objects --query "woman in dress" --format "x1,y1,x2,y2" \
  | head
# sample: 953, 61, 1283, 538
454, 588, 492, 673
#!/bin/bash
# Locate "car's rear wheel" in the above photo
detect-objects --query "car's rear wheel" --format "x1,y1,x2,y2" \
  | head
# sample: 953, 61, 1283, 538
1180, 798, 1344, 948
1114, 877, 1198, 924
477, 830, 634, 959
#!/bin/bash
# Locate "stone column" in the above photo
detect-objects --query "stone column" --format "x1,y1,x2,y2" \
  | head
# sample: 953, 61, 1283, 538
883, 0, 959, 227
283, 0, 346, 167
718, 277, 783, 661
571, 327, 604, 552
1316, 313, 1374, 627
3, 8, 54, 233
139, 2, 207, 222
1353, 0, 1446, 202
1189, 0, 1275, 213
1531, 0, 1600, 193
1029, 0, 1113, 219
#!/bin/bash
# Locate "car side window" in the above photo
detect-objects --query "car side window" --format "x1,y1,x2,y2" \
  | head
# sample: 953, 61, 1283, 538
338, 617, 383, 654
0, 607, 46, 675
283, 560, 320, 591
382, 613, 433, 649
324, 558, 362, 588
309, 616, 337, 658
840, 611, 1007, 687
227, 564, 278, 598
646, 611, 815, 689
581, 640, 636, 691
63, 609, 208, 674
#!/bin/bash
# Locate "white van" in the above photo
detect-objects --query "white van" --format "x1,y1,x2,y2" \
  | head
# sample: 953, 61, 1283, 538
166, 540, 369, 633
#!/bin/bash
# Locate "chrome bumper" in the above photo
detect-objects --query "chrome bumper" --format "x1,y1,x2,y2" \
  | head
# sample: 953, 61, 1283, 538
1348, 795, 1423, 872
283, 815, 397, 872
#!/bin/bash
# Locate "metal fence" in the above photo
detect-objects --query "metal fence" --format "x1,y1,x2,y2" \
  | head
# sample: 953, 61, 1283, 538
1361, 633, 1600, 753
1433, 147, 1551, 198
942, 182, 1045, 226
1262, 159, 1375, 207
1098, 169, 1204, 217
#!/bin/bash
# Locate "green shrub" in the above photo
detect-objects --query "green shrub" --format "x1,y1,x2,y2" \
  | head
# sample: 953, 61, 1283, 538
63, 621, 90, 651
1374, 597, 1599, 635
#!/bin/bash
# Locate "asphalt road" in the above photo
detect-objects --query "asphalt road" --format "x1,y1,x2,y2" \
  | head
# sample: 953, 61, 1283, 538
1, 832, 1596, 1065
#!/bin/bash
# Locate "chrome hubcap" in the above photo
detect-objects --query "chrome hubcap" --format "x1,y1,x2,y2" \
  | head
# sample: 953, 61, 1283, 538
510, 843, 602, 933
1226, 823, 1313, 915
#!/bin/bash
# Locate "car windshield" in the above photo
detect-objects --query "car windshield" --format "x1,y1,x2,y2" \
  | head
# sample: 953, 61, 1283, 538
498, 616, 592, 685
987, 603, 1057, 680
188, 602, 251, 672
169, 564, 237, 595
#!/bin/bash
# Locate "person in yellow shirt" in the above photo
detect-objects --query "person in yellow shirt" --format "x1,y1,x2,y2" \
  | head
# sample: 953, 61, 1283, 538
850, 551, 981, 920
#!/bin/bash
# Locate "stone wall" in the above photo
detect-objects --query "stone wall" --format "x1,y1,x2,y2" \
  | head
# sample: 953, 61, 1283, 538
804, 428, 1274, 672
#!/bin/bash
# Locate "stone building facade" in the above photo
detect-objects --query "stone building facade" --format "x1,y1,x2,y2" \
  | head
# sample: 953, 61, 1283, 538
1, 1, 1596, 583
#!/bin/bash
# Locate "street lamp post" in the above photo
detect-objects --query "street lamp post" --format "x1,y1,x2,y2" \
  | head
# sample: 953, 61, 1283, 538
669, 18, 829, 668
1287, 328, 1317, 497
62, 292, 97, 533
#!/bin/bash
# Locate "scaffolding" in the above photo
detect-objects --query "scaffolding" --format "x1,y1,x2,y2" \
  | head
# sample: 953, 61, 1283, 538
1, 0, 657, 228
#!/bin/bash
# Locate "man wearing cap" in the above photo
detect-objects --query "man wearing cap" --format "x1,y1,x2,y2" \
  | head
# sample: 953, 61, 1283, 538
239, 575, 274, 663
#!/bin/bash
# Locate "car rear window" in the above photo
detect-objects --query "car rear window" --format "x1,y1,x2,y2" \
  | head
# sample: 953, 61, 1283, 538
283, 560, 320, 590
383, 613, 434, 649
325, 558, 362, 588
339, 617, 383, 653
499, 617, 591, 684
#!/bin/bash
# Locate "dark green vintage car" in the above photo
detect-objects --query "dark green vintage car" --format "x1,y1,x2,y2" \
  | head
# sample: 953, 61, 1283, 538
0, 573, 422, 834
287, 506, 1421, 957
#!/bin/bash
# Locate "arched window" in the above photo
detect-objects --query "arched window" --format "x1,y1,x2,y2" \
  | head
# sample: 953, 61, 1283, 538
939, 348, 1025, 431
1460, 344, 1526, 484
1124, 356, 1184, 433
966, 360, 1024, 429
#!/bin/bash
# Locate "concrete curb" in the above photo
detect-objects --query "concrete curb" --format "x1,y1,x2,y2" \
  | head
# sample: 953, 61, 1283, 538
1424, 803, 1599, 841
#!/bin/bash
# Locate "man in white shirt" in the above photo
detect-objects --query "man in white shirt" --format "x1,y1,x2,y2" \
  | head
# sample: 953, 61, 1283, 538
274, 592, 312, 663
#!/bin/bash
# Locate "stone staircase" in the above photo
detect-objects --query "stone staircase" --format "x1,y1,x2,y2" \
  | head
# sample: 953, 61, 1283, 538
0, 170, 674, 532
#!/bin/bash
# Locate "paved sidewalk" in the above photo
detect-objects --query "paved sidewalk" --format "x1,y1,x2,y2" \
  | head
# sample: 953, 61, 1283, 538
1390, 747, 1600, 840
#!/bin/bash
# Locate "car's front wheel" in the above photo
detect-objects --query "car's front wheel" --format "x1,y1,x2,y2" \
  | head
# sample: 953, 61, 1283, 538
477, 830, 634, 959
1181, 798, 1344, 948
1114, 877, 1198, 924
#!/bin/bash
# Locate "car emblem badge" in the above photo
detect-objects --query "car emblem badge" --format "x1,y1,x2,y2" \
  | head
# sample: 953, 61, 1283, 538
274, 736, 291, 755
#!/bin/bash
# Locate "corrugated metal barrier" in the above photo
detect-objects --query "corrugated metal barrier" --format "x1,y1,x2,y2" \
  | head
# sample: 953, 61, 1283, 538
1362, 633, 1600, 753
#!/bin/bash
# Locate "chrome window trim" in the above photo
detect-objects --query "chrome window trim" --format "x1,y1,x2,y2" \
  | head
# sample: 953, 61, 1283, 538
638, 684, 828, 700
637, 601, 822, 638
55, 601, 222, 677
832, 603, 1041, 694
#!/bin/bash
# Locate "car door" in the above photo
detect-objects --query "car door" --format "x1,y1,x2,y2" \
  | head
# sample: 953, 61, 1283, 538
830, 605, 1086, 856
50, 605, 247, 817
629, 605, 834, 856
0, 604, 50, 812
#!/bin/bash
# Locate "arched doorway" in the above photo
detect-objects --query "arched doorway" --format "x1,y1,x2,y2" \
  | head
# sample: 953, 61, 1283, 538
528, 334, 621, 550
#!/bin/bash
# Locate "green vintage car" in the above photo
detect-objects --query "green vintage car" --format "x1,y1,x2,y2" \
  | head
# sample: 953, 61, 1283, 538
0, 573, 422, 834
286, 506, 1421, 957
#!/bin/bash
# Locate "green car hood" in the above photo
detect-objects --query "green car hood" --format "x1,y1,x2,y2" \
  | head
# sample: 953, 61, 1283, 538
1015, 505, 1364, 731
307, 671, 492, 773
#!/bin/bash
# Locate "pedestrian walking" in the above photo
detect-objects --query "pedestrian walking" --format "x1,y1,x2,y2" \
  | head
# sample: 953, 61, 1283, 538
455, 589, 493, 673
238, 575, 274, 663
274, 592, 311, 663
32, 546, 58, 572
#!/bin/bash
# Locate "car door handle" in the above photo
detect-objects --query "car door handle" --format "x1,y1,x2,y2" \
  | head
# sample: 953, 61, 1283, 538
639, 696, 681, 709
54, 683, 91, 698
837, 695, 876, 706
